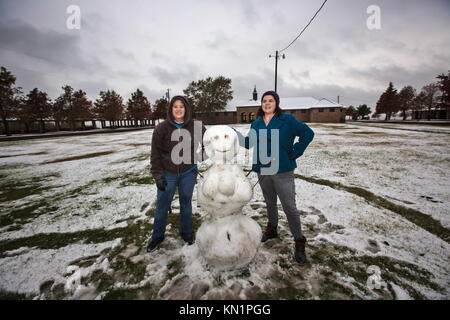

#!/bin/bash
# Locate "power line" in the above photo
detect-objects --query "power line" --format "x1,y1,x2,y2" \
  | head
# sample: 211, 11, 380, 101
279, 0, 328, 53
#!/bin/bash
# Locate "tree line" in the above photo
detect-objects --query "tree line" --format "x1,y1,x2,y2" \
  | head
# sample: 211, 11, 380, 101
346, 70, 450, 121
0, 66, 233, 136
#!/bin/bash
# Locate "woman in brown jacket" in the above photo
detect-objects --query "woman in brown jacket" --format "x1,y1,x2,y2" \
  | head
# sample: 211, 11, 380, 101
147, 96, 206, 252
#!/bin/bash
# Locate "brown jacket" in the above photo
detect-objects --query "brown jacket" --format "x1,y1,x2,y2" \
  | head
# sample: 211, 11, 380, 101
150, 96, 206, 180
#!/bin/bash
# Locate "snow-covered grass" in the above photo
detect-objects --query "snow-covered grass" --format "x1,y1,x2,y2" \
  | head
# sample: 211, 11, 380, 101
0, 123, 449, 300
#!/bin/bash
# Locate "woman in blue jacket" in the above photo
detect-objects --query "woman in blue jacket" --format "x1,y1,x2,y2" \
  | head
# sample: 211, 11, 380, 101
235, 91, 314, 264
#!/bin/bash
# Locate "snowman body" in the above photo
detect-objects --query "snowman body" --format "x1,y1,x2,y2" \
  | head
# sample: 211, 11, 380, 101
196, 125, 261, 270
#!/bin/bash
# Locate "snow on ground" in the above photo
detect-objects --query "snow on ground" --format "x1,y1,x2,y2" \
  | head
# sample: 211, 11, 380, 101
0, 123, 449, 300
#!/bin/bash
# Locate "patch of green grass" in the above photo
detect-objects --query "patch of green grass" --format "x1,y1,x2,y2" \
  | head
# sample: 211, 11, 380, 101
318, 276, 359, 299
167, 257, 184, 280
309, 239, 443, 298
126, 143, 150, 147
0, 163, 32, 170
294, 174, 450, 243
0, 215, 152, 255
334, 151, 351, 159
4, 224, 22, 232
0, 151, 48, 159
256, 279, 312, 300
70, 211, 155, 299
111, 153, 150, 164
42, 151, 115, 164
0, 172, 149, 228
140, 202, 150, 212
352, 131, 385, 135
120, 175, 155, 187
0, 200, 59, 228
110, 255, 148, 284
354, 255, 440, 293
38, 280, 67, 300
276, 255, 292, 270
0, 184, 56, 202
103, 283, 154, 300
0, 172, 61, 202
0, 290, 30, 300
69, 254, 102, 268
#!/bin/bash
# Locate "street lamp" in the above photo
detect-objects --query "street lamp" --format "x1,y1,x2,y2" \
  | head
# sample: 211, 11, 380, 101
269, 51, 286, 93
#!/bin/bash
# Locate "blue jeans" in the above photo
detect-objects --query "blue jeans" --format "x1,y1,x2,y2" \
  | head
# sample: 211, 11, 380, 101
151, 169, 198, 242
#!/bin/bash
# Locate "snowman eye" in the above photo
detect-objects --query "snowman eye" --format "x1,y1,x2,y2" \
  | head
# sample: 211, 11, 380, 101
224, 135, 229, 139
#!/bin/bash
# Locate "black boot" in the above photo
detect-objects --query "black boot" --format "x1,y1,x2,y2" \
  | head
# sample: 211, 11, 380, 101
294, 236, 307, 264
261, 224, 278, 242
146, 238, 163, 252
183, 235, 194, 245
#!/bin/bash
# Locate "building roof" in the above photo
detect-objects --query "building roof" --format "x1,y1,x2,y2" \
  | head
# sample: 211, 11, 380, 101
223, 96, 344, 112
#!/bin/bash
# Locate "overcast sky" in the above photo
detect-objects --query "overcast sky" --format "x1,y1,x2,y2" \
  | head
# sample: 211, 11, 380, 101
1, 0, 449, 108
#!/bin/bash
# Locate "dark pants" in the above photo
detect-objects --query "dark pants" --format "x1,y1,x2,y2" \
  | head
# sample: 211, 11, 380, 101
151, 170, 197, 241
258, 170, 303, 239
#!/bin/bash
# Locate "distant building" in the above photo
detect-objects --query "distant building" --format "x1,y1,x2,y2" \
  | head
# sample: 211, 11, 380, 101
412, 107, 449, 120
195, 87, 346, 124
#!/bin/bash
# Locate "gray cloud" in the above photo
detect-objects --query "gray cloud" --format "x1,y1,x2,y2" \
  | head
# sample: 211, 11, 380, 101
0, 0, 448, 110
0, 20, 80, 66
240, 0, 260, 26
148, 65, 200, 86
0, 19, 110, 75
345, 64, 446, 91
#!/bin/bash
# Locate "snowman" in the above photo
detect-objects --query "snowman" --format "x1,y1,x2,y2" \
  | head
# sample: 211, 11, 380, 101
196, 125, 262, 270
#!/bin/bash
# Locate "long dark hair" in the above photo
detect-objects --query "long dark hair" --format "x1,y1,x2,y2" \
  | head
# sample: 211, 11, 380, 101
257, 104, 283, 118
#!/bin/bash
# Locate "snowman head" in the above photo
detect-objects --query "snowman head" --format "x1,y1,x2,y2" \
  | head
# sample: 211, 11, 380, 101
203, 125, 239, 163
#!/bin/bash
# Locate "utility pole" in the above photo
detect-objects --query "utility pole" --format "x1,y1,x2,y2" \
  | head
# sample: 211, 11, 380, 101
166, 88, 171, 102
269, 51, 285, 93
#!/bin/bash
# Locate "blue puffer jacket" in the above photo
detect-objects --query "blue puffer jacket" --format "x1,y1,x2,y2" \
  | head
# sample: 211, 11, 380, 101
235, 113, 314, 174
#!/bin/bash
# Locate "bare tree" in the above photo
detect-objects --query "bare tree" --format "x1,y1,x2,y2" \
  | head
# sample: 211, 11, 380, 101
398, 86, 416, 120
421, 83, 440, 120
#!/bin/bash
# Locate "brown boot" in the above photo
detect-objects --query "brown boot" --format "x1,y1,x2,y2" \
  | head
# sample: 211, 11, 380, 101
261, 224, 278, 242
294, 236, 307, 264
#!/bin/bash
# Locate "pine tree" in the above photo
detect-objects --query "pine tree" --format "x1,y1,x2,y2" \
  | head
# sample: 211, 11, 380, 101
94, 90, 124, 128
436, 71, 450, 120
126, 89, 152, 126
53, 86, 75, 130
356, 104, 371, 119
0, 66, 22, 136
152, 97, 168, 124
72, 90, 93, 130
24, 88, 52, 133
375, 82, 398, 120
